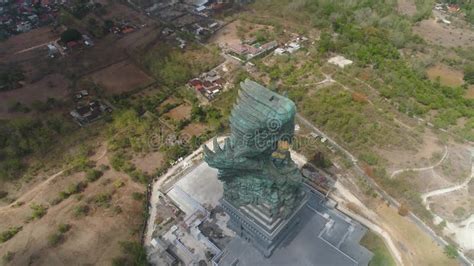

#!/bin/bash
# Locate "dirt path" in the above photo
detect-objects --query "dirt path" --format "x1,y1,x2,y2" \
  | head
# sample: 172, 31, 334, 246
390, 145, 448, 178
14, 38, 59, 54
421, 148, 474, 251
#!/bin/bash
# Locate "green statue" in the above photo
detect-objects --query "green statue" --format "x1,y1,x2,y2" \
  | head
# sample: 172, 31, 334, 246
204, 79, 304, 219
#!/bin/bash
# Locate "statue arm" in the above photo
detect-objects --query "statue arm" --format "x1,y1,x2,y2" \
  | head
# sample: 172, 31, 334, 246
203, 137, 261, 170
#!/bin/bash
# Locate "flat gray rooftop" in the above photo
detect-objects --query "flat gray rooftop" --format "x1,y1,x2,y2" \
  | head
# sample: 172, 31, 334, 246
214, 191, 373, 266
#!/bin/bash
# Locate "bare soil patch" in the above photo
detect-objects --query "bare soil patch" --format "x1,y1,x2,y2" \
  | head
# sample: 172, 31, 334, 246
0, 27, 58, 61
434, 145, 471, 183
465, 85, 474, 99
132, 152, 165, 175
87, 60, 154, 95
413, 19, 474, 48
378, 131, 443, 173
427, 64, 464, 87
164, 104, 192, 121
401, 170, 453, 193
209, 19, 273, 47
397, 0, 417, 16
0, 73, 70, 119
182, 123, 208, 137
430, 189, 474, 223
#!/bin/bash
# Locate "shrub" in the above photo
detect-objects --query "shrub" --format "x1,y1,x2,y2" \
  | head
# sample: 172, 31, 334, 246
58, 223, 71, 234
94, 193, 112, 208
114, 180, 125, 188
453, 207, 466, 218
73, 204, 90, 217
0, 226, 22, 243
30, 203, 47, 220
86, 169, 103, 182
65, 181, 87, 195
132, 192, 144, 201
444, 245, 458, 259
48, 233, 63, 246
0, 190, 7, 199
113, 205, 122, 214
2, 251, 14, 263
398, 204, 409, 216
113, 241, 149, 266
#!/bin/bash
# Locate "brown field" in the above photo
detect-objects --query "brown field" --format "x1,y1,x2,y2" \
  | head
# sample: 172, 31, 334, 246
413, 19, 474, 48
164, 104, 192, 121
132, 152, 165, 175
209, 19, 273, 47
0, 73, 70, 119
372, 201, 457, 266
87, 60, 154, 95
378, 131, 443, 173
397, 0, 417, 16
0, 145, 146, 265
0, 27, 58, 62
399, 170, 453, 193
466, 85, 474, 99
427, 64, 464, 87
182, 122, 208, 137
431, 189, 474, 222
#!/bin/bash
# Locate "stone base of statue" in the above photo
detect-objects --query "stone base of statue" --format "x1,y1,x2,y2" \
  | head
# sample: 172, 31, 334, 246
221, 192, 309, 258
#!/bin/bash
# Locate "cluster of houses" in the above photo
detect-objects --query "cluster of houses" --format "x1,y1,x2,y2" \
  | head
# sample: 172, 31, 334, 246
226, 39, 278, 61
143, 0, 223, 42
47, 32, 94, 58
434, 2, 461, 13
434, 2, 463, 25
188, 70, 226, 101
274, 36, 308, 55
0, 0, 61, 38
69, 89, 111, 126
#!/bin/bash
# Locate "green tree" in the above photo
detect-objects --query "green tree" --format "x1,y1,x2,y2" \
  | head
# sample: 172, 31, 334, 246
444, 245, 458, 259
464, 64, 474, 84
61, 28, 82, 43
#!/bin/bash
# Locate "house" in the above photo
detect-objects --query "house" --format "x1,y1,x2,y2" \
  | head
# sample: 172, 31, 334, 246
447, 4, 460, 13
189, 79, 203, 91
66, 41, 79, 48
195, 5, 206, 12
328, 55, 353, 68
82, 34, 94, 46
228, 43, 248, 56
274, 48, 286, 55
286, 41, 300, 53
16, 21, 31, 32
70, 101, 110, 125
47, 43, 58, 57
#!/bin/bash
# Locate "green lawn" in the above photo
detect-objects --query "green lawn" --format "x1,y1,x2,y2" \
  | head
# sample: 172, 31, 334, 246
360, 231, 396, 266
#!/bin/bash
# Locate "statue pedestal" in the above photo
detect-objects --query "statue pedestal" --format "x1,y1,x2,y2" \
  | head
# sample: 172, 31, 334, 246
221, 193, 308, 257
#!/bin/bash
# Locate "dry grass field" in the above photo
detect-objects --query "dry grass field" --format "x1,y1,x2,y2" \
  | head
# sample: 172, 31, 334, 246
427, 64, 464, 87
0, 144, 146, 265
87, 60, 154, 95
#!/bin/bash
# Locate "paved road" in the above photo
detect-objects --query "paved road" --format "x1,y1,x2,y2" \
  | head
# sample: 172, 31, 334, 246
296, 113, 473, 266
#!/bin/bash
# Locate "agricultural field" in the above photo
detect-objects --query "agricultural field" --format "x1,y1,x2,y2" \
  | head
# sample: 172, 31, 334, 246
86, 60, 154, 95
